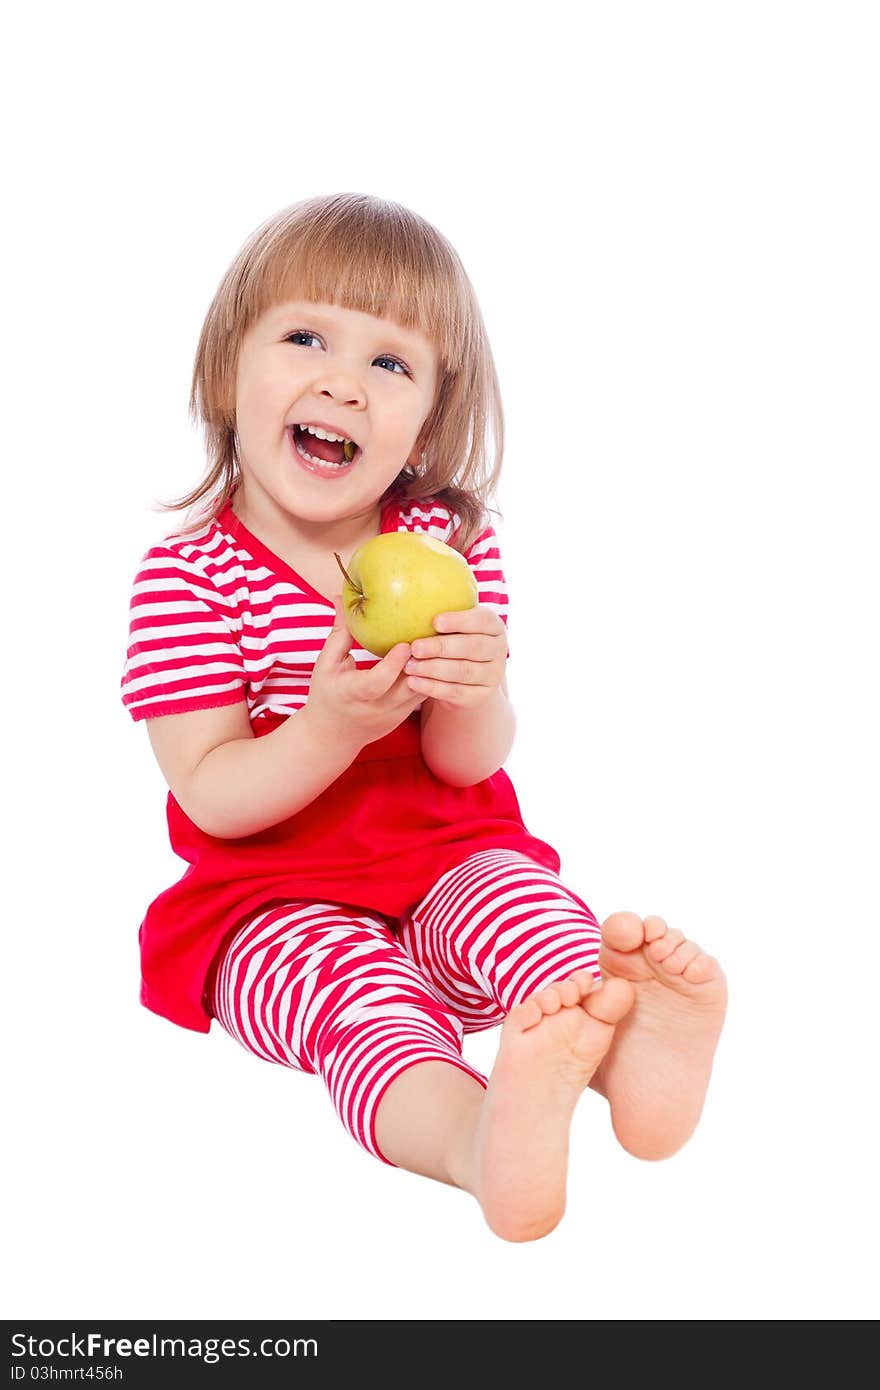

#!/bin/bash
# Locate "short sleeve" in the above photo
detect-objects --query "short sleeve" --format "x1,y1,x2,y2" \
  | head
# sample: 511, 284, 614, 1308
463, 522, 511, 657
121, 545, 247, 722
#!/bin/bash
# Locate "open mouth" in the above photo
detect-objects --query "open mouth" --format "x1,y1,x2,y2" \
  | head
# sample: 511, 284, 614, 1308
289, 423, 361, 473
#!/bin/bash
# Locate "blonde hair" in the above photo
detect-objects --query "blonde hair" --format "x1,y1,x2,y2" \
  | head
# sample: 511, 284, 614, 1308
156, 192, 505, 556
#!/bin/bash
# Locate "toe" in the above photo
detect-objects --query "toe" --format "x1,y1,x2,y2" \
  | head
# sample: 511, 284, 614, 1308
682, 951, 719, 985
647, 929, 685, 962
533, 985, 563, 1015
657, 939, 702, 975
554, 977, 582, 1008
507, 997, 544, 1032
582, 977, 635, 1025
601, 911, 645, 951
643, 914, 668, 942
569, 969, 597, 998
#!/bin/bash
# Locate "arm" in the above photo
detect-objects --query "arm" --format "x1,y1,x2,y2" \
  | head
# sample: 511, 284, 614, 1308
191, 705, 363, 838
420, 674, 516, 787
144, 608, 421, 839
147, 700, 363, 840
404, 605, 514, 788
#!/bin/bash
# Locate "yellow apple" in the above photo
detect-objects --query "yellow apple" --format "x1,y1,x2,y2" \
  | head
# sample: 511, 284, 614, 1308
334, 533, 478, 657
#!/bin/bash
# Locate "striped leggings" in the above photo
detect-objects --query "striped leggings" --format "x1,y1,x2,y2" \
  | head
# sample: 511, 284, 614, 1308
211, 849, 602, 1165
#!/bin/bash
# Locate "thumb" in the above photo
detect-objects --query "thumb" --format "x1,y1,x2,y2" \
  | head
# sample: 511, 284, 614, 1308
324, 595, 354, 662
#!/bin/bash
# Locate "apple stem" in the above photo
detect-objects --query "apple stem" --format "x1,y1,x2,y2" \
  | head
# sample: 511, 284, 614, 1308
333, 552, 358, 592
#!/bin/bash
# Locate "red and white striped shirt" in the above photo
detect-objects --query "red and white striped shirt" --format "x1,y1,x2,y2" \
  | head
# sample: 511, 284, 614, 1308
121, 493, 508, 724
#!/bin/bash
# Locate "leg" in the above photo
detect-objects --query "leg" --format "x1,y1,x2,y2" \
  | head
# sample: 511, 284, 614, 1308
372, 1060, 485, 1189
212, 900, 488, 1173
396, 851, 634, 1239
213, 894, 627, 1241
398, 848, 609, 1021
398, 852, 727, 1162
376, 978, 631, 1243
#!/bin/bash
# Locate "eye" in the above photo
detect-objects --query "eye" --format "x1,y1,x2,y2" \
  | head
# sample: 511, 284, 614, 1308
285, 330, 321, 348
284, 332, 411, 376
375, 356, 410, 376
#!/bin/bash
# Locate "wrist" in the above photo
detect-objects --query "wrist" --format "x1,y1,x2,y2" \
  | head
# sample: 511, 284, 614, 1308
420, 686, 515, 786
300, 701, 365, 760
421, 684, 507, 728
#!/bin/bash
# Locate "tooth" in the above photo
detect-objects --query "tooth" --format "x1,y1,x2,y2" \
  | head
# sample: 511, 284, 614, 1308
304, 425, 345, 441
343, 440, 356, 461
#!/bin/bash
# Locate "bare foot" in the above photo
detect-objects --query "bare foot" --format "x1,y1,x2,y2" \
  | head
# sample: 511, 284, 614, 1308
591, 913, 728, 1160
472, 970, 634, 1242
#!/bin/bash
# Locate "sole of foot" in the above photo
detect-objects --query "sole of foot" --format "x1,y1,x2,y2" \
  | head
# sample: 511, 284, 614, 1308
475, 969, 635, 1242
591, 912, 728, 1160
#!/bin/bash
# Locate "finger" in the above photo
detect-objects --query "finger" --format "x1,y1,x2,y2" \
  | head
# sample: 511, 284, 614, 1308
331, 595, 347, 629
432, 606, 506, 636
386, 672, 427, 712
364, 641, 413, 697
403, 685, 427, 711
406, 675, 476, 704
322, 596, 355, 663
405, 658, 493, 685
409, 633, 502, 662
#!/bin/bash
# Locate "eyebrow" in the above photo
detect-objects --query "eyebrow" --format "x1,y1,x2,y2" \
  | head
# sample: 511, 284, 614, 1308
271, 304, 426, 358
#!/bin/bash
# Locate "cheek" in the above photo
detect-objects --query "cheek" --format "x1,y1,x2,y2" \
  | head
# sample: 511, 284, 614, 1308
382, 401, 423, 439
242, 376, 289, 424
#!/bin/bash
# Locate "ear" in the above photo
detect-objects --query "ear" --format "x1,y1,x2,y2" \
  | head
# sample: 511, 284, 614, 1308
406, 426, 430, 470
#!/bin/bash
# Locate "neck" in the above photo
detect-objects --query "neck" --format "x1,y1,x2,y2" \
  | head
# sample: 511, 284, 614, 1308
232, 478, 385, 557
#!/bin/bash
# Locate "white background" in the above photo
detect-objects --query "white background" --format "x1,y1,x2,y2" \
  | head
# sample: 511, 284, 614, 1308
3, 0, 877, 1322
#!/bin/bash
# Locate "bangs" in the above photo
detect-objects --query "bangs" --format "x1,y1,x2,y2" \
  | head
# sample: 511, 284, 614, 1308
238, 195, 473, 373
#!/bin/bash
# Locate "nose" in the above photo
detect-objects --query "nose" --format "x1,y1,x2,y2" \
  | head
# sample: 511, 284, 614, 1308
312, 364, 367, 410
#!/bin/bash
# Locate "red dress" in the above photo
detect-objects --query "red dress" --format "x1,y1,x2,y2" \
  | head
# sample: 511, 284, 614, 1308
122, 492, 561, 1033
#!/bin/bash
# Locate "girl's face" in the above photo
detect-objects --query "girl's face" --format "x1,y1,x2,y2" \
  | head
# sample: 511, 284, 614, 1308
233, 299, 439, 534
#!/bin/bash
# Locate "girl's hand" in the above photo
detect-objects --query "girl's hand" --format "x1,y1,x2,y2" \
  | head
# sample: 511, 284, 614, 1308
403, 605, 508, 710
304, 598, 426, 750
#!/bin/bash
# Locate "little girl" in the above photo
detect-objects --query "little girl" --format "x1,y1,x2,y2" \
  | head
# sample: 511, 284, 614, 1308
121, 192, 727, 1243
